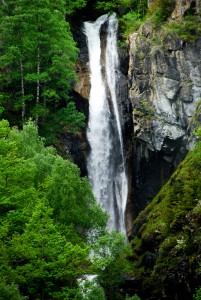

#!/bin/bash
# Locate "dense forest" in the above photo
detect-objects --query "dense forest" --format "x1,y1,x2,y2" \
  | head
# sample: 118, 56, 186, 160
0, 0, 88, 144
0, 0, 201, 299
0, 119, 133, 299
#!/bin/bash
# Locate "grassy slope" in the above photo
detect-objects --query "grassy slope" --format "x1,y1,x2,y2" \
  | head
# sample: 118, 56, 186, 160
131, 138, 201, 299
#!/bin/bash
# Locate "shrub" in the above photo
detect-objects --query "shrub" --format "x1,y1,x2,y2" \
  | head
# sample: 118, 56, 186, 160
167, 16, 201, 42
148, 0, 174, 26
194, 288, 201, 300
119, 12, 144, 37
126, 294, 141, 300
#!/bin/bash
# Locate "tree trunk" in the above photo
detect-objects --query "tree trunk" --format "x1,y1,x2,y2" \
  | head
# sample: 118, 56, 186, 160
43, 86, 46, 122
20, 57, 25, 122
36, 47, 40, 124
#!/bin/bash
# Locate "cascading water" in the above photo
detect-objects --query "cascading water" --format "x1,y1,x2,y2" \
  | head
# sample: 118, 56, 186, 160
84, 14, 128, 233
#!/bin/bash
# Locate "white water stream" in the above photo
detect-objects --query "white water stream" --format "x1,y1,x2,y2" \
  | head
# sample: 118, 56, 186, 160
84, 14, 128, 233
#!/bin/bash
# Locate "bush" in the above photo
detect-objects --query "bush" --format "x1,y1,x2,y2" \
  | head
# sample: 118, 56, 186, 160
0, 282, 27, 300
148, 0, 174, 26
167, 16, 201, 42
95, 0, 131, 14
95, 0, 147, 19
194, 288, 201, 300
126, 295, 141, 300
119, 12, 144, 37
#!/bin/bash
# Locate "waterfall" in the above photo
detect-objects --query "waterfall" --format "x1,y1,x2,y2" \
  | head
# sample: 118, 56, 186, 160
84, 14, 128, 233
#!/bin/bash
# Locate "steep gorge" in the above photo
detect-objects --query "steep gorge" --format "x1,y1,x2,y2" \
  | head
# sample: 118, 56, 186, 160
70, 9, 201, 235
69, 14, 134, 233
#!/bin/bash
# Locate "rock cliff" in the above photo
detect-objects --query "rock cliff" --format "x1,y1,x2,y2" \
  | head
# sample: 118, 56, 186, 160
148, 0, 201, 18
128, 21, 201, 216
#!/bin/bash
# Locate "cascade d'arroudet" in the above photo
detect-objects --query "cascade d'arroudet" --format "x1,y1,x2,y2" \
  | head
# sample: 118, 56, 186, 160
84, 14, 128, 233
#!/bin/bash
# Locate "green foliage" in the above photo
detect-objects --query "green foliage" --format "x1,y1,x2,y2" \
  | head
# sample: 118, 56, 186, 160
8, 201, 90, 298
0, 0, 85, 140
95, 0, 147, 16
167, 16, 201, 42
133, 100, 155, 126
135, 100, 155, 116
131, 130, 201, 298
96, 0, 131, 14
0, 121, 85, 296
193, 100, 201, 134
126, 295, 141, 300
39, 102, 86, 144
95, 232, 133, 299
148, 0, 174, 26
45, 156, 107, 232
195, 127, 201, 139
65, 0, 87, 14
75, 278, 106, 300
194, 288, 201, 300
0, 107, 4, 116
119, 12, 144, 37
0, 119, 130, 299
0, 282, 27, 300
56, 102, 86, 133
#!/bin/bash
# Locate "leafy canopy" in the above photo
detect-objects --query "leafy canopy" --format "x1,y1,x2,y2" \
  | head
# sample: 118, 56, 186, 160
0, 0, 86, 141
0, 119, 130, 299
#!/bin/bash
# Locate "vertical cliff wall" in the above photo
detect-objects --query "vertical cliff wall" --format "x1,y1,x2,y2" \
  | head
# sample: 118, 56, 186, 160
128, 22, 201, 216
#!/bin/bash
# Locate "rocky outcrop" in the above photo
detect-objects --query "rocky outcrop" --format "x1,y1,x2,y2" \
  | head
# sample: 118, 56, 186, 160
128, 22, 201, 215
74, 64, 90, 100
73, 26, 91, 100
171, 0, 201, 19
148, 0, 201, 18
129, 139, 201, 300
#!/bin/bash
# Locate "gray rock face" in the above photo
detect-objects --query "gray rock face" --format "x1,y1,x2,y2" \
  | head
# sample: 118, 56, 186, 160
128, 28, 201, 215
148, 0, 201, 19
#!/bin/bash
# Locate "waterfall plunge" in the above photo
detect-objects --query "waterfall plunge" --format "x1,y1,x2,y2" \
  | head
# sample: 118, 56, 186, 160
84, 14, 128, 233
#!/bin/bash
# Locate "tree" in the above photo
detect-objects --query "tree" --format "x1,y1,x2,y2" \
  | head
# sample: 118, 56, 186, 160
7, 200, 90, 299
92, 232, 133, 300
0, 120, 37, 221
75, 277, 106, 300
0, 120, 91, 298
95, 0, 147, 16
194, 288, 201, 300
45, 155, 107, 234
0, 0, 81, 129
65, 0, 87, 14
0, 282, 27, 300
11, 120, 57, 185
0, 120, 130, 299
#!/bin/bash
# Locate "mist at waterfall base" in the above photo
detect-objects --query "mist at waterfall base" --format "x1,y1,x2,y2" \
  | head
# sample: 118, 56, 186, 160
84, 14, 128, 233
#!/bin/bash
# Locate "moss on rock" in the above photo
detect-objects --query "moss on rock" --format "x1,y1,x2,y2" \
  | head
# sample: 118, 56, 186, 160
130, 134, 201, 299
